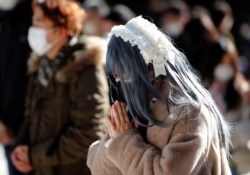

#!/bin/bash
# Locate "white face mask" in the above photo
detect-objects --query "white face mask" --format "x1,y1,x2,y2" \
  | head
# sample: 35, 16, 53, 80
28, 27, 56, 56
0, 0, 18, 11
214, 64, 234, 82
83, 21, 99, 35
164, 22, 183, 38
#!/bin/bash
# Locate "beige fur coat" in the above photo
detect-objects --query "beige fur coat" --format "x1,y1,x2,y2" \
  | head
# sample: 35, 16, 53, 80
87, 81, 231, 175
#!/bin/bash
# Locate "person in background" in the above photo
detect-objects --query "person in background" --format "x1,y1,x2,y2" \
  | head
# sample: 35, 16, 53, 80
208, 27, 250, 174
10, 0, 109, 175
0, 0, 32, 175
82, 0, 110, 36
179, 7, 225, 85
87, 16, 231, 175
98, 4, 136, 38
211, 1, 240, 83
159, 0, 190, 45
239, 17, 250, 80
209, 54, 242, 114
209, 51, 250, 175
211, 1, 235, 44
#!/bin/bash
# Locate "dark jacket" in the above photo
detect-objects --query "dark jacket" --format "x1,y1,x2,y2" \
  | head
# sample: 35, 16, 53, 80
0, 0, 32, 135
15, 36, 110, 175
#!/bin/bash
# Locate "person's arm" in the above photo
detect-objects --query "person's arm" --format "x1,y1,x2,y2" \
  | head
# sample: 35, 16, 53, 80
13, 75, 35, 147
104, 101, 213, 175
105, 127, 207, 175
87, 133, 122, 175
88, 102, 211, 175
87, 124, 208, 175
29, 66, 109, 168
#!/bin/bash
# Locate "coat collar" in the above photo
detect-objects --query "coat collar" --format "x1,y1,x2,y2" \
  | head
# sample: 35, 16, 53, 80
27, 35, 107, 83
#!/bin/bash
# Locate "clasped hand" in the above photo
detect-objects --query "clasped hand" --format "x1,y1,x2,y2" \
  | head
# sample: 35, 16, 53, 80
11, 145, 32, 172
106, 101, 138, 138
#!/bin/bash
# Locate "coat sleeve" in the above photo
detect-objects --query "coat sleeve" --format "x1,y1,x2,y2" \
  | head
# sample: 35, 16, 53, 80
105, 116, 211, 175
13, 119, 30, 147
87, 133, 122, 175
13, 75, 35, 147
29, 66, 110, 168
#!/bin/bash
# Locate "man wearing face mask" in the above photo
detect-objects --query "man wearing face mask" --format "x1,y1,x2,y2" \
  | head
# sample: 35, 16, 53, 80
10, 0, 109, 175
159, 0, 190, 45
0, 0, 32, 175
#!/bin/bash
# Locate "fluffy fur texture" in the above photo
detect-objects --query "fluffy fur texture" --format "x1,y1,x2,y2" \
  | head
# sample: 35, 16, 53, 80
27, 36, 107, 83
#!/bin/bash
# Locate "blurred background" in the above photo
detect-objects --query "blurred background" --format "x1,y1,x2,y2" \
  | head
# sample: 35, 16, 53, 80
1, 0, 250, 175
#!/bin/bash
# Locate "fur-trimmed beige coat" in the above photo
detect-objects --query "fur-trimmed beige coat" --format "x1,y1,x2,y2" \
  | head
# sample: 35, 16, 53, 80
87, 81, 231, 175
14, 36, 110, 175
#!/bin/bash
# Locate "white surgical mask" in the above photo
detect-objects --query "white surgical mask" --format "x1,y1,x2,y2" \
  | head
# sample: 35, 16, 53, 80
83, 21, 98, 36
28, 27, 56, 56
0, 0, 18, 11
164, 22, 183, 38
214, 64, 234, 82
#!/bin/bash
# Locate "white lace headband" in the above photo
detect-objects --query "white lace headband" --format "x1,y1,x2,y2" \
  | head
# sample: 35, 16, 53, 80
108, 15, 175, 77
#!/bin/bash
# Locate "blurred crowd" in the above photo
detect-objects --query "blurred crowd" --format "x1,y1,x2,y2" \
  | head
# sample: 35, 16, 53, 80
0, 0, 250, 175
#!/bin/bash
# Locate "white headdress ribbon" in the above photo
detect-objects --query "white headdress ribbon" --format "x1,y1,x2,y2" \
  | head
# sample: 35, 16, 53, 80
108, 15, 175, 77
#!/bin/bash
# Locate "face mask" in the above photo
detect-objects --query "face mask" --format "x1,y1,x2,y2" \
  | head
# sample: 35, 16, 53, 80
116, 82, 127, 103
0, 0, 18, 11
214, 64, 234, 82
83, 21, 98, 35
164, 22, 183, 38
28, 27, 56, 56
109, 75, 127, 105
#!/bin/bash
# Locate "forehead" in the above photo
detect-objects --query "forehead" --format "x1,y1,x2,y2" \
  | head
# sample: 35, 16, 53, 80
33, 6, 45, 20
32, 6, 54, 27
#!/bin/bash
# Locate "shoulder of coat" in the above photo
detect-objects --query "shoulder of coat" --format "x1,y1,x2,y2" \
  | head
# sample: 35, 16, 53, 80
55, 36, 107, 83
27, 36, 108, 83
